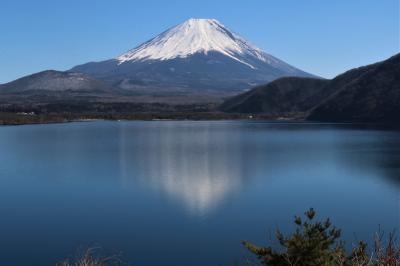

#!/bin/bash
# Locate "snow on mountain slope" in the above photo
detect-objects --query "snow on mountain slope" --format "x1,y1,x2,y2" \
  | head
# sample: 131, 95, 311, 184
117, 18, 280, 69
70, 18, 314, 102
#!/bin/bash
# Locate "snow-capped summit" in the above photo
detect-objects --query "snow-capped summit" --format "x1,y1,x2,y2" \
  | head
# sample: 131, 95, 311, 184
117, 18, 271, 69
71, 19, 314, 102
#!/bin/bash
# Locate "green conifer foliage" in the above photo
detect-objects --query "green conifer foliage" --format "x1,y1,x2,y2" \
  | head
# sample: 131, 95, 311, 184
242, 208, 380, 266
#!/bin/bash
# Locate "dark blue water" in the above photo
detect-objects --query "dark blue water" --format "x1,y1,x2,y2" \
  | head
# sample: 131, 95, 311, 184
0, 121, 399, 265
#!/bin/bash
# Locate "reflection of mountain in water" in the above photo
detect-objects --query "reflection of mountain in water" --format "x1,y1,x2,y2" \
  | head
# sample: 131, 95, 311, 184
115, 121, 400, 217
117, 122, 244, 215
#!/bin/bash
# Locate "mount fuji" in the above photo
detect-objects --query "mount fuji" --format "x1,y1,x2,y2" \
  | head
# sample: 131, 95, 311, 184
71, 18, 314, 102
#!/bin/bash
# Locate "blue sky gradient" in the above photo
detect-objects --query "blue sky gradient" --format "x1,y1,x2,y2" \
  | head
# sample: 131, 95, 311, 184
0, 0, 399, 83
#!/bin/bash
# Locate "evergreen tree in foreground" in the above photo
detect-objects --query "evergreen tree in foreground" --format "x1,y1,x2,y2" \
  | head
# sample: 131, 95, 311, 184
242, 208, 398, 266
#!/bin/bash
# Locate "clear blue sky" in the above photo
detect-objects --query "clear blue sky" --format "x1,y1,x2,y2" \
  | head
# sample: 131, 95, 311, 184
1, 0, 398, 83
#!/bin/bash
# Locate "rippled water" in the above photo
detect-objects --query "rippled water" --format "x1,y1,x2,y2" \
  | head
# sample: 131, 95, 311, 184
0, 121, 399, 265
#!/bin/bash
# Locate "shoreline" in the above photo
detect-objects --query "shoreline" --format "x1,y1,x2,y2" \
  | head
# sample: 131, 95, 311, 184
0, 112, 285, 126
0, 112, 398, 130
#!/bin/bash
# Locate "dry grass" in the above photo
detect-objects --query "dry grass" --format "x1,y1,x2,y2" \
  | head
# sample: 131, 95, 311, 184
57, 231, 399, 266
57, 247, 122, 266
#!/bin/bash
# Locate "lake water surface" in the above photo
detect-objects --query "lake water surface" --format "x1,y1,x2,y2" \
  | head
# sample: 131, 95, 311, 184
0, 121, 399, 265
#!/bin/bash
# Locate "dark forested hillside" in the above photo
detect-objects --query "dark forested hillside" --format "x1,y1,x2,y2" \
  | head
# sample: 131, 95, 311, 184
219, 77, 328, 115
309, 54, 400, 123
221, 54, 400, 124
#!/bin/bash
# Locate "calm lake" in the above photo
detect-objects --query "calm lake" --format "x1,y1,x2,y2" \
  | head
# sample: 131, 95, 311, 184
0, 121, 399, 265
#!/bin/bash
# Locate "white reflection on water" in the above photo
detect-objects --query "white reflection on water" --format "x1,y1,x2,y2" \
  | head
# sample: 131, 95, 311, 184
118, 122, 244, 215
